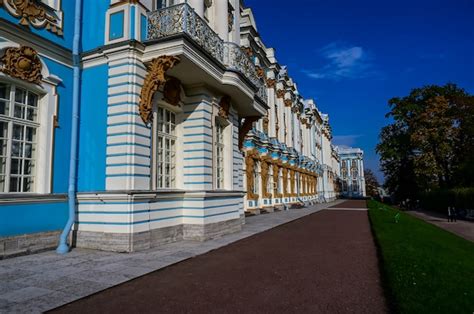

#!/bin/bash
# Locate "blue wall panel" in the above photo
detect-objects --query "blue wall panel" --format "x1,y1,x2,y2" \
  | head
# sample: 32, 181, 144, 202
77, 64, 108, 192
81, 0, 109, 51
0, 202, 68, 237
42, 57, 74, 194
109, 10, 125, 41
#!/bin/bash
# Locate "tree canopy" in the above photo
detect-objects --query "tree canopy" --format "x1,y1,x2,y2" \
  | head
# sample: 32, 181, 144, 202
377, 83, 474, 201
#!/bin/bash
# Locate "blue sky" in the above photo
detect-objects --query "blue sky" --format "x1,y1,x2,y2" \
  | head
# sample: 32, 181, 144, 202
245, 0, 474, 182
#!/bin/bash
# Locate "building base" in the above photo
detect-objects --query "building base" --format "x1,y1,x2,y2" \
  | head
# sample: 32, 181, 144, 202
72, 218, 243, 253
0, 231, 60, 260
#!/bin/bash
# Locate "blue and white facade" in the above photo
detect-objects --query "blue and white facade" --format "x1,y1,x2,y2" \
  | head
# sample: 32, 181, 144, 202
1, 0, 344, 257
336, 146, 366, 198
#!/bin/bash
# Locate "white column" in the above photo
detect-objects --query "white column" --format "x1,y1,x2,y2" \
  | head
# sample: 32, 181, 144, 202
233, 0, 240, 44
215, 0, 229, 41
188, 0, 204, 18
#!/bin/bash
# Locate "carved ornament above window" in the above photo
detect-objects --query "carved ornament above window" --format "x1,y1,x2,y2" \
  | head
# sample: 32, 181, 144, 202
139, 55, 180, 124
0, 46, 42, 84
0, 0, 63, 35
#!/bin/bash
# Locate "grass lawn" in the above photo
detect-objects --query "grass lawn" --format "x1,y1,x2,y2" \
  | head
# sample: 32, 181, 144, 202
367, 200, 474, 314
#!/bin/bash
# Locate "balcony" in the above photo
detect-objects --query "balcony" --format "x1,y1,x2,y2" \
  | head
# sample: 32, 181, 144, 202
147, 3, 267, 104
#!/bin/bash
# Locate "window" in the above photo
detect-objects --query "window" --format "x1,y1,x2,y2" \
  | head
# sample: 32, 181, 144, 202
253, 161, 259, 195
0, 83, 38, 193
155, 0, 175, 9
215, 121, 225, 189
154, 107, 176, 188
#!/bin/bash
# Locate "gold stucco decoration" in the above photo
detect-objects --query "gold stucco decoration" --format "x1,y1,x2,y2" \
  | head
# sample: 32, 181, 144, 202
0, 46, 42, 84
262, 113, 269, 134
276, 89, 285, 99
246, 149, 260, 201
1, 0, 63, 35
255, 66, 264, 79
265, 78, 276, 88
139, 55, 180, 124
162, 76, 182, 107
218, 95, 231, 120
261, 160, 271, 199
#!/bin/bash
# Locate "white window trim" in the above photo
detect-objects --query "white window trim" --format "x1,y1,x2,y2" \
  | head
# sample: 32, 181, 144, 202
213, 116, 232, 190
151, 97, 182, 190
0, 73, 59, 194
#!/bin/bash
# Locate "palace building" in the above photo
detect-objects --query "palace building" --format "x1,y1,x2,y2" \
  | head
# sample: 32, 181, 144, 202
337, 147, 366, 198
0, 0, 364, 258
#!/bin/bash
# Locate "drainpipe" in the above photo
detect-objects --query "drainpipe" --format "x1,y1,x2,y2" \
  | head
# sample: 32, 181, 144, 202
57, 0, 83, 254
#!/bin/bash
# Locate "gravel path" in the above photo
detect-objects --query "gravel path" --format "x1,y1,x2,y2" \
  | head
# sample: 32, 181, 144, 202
50, 201, 387, 314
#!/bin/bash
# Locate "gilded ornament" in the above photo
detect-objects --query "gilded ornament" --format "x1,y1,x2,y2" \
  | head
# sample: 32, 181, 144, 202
0, 46, 42, 84
284, 98, 292, 107
246, 149, 259, 201
1, 0, 63, 35
262, 113, 269, 134
163, 76, 182, 107
261, 161, 272, 199
218, 95, 231, 120
265, 78, 276, 88
276, 89, 285, 99
255, 66, 264, 79
139, 55, 180, 124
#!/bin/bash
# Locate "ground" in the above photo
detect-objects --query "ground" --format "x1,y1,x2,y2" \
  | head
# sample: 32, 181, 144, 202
50, 200, 388, 314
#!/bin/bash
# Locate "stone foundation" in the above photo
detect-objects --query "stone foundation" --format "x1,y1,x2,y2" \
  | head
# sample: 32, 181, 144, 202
73, 219, 242, 253
0, 230, 60, 260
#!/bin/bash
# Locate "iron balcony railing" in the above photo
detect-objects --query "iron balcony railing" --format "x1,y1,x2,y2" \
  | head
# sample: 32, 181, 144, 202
147, 3, 267, 102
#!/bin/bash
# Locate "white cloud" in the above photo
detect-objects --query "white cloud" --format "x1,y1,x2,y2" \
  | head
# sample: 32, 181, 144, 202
304, 42, 377, 80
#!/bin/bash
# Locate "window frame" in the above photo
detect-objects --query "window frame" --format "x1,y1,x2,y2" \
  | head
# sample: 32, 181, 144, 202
152, 104, 178, 190
0, 71, 57, 195
214, 119, 225, 190
0, 83, 40, 193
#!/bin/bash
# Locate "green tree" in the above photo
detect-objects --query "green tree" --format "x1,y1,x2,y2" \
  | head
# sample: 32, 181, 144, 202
364, 169, 380, 198
377, 83, 473, 201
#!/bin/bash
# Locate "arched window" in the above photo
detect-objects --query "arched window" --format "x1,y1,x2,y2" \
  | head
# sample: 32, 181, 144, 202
153, 106, 177, 188
0, 83, 39, 192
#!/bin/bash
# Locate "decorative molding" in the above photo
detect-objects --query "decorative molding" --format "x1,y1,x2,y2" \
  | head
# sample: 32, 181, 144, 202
262, 113, 269, 134
289, 169, 295, 197
284, 98, 292, 107
0, 46, 42, 84
272, 163, 282, 198
241, 46, 253, 58
238, 116, 260, 149
245, 149, 259, 201
265, 78, 275, 88
276, 89, 285, 99
255, 66, 264, 79
261, 160, 271, 198
0, 0, 63, 35
139, 55, 180, 124
162, 76, 182, 107
218, 95, 231, 120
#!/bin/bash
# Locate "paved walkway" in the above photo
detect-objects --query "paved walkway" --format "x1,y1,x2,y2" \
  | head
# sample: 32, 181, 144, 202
0, 200, 344, 313
51, 200, 388, 313
408, 210, 474, 242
